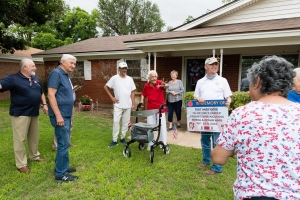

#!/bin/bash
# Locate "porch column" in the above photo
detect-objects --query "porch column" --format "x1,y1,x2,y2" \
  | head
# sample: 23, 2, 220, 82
220, 49, 223, 77
213, 49, 216, 57
153, 52, 157, 71
148, 52, 151, 71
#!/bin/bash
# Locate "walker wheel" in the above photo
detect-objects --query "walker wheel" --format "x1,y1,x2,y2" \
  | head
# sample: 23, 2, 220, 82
138, 143, 145, 150
123, 146, 131, 158
150, 150, 154, 163
164, 145, 170, 154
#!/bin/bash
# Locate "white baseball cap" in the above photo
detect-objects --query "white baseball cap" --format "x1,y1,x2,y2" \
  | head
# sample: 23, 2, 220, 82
118, 62, 128, 68
205, 57, 219, 65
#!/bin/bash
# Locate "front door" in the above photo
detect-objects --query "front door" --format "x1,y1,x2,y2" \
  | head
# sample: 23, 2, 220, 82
186, 58, 206, 91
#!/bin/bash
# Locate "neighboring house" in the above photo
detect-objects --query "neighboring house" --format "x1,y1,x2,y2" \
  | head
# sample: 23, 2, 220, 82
32, 0, 300, 106
0, 48, 44, 100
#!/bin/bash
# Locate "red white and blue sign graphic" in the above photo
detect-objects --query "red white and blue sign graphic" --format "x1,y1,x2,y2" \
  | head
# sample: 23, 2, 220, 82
186, 100, 228, 132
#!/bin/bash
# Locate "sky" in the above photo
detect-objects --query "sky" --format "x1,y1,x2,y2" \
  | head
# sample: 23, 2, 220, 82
66, 0, 225, 29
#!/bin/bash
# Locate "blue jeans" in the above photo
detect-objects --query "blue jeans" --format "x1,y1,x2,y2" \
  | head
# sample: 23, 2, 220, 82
50, 116, 71, 177
201, 131, 222, 173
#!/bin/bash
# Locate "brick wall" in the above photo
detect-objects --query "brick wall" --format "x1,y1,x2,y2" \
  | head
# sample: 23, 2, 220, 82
222, 55, 240, 92
0, 61, 45, 100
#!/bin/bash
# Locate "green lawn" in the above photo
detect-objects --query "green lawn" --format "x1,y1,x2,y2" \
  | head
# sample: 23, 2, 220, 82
0, 100, 237, 199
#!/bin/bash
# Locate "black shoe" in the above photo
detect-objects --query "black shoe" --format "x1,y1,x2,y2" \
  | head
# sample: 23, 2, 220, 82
54, 167, 77, 174
55, 173, 78, 183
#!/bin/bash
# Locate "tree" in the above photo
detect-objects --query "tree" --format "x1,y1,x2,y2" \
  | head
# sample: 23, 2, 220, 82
0, 0, 65, 53
97, 0, 165, 36
55, 7, 99, 43
184, 15, 194, 24
222, 0, 236, 4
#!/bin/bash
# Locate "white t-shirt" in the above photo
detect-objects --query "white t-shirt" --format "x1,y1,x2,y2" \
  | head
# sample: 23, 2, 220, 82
194, 75, 232, 100
106, 75, 136, 109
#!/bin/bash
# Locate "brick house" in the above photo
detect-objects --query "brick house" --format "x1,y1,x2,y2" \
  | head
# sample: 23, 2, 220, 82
0, 48, 44, 100
32, 0, 300, 106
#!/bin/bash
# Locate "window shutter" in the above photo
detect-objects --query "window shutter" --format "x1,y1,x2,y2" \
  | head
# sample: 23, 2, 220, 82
140, 58, 148, 81
84, 60, 91, 80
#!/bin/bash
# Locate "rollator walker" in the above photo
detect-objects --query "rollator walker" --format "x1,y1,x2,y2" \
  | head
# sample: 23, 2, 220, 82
122, 103, 170, 163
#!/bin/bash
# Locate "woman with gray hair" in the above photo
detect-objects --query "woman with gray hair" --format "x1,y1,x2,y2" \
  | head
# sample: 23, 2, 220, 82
287, 67, 300, 103
211, 55, 300, 200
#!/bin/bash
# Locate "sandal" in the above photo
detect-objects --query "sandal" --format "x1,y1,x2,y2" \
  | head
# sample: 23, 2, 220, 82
167, 127, 173, 131
177, 124, 181, 128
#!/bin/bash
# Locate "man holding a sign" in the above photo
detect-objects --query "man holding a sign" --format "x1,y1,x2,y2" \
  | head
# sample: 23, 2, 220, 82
194, 57, 232, 175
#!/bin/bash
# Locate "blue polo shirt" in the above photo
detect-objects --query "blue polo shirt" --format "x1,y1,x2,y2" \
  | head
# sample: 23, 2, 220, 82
287, 90, 300, 103
0, 72, 42, 116
47, 67, 74, 117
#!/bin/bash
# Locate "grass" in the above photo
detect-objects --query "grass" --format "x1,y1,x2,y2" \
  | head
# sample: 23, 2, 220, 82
0, 100, 237, 199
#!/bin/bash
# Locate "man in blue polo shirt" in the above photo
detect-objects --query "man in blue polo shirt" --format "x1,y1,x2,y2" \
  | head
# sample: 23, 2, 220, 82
48, 54, 78, 183
0, 58, 47, 173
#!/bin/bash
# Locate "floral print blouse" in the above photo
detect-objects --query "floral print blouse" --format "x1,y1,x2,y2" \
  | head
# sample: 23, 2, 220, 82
217, 101, 300, 200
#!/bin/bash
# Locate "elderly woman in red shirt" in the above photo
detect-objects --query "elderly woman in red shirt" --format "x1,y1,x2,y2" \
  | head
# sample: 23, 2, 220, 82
141, 70, 168, 150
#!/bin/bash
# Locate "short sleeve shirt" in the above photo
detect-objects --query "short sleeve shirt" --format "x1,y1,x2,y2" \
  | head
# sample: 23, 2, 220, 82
287, 90, 300, 103
194, 75, 232, 100
217, 101, 300, 200
106, 75, 136, 109
0, 72, 42, 116
47, 67, 74, 117
142, 80, 165, 111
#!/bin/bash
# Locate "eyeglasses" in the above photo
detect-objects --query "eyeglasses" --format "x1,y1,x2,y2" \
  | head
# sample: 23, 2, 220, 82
29, 78, 32, 87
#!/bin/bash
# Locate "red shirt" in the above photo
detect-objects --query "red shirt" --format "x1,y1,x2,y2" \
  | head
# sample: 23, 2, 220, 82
142, 80, 166, 112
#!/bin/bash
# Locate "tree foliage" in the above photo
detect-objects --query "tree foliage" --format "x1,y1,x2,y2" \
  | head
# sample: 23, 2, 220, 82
222, 0, 236, 4
55, 7, 99, 43
184, 15, 194, 24
97, 0, 165, 36
0, 0, 65, 53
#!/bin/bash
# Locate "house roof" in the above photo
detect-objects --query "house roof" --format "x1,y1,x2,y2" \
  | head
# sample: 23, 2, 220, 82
1, 47, 44, 57
124, 17, 300, 44
173, 0, 260, 31
33, 17, 300, 57
33, 32, 160, 56
0, 47, 44, 62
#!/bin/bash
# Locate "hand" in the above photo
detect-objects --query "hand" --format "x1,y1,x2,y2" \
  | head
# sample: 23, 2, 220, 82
225, 101, 231, 108
196, 97, 205, 104
160, 78, 168, 88
230, 150, 236, 159
111, 97, 119, 104
42, 105, 48, 114
56, 115, 64, 127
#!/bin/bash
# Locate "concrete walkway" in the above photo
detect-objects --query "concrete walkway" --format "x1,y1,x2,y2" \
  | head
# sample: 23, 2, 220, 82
166, 128, 200, 149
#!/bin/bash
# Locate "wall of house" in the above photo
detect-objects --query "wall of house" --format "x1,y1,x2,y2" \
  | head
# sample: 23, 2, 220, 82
206, 0, 300, 26
0, 61, 45, 100
43, 55, 239, 107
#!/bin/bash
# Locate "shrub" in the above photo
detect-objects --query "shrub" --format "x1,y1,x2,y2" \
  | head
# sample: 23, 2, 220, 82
229, 91, 251, 114
183, 91, 194, 107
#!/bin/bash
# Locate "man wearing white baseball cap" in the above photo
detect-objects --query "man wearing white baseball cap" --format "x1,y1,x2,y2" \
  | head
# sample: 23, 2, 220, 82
104, 61, 136, 147
194, 57, 232, 175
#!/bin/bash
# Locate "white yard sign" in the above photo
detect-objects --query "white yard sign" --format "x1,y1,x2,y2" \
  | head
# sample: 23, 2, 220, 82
186, 100, 228, 132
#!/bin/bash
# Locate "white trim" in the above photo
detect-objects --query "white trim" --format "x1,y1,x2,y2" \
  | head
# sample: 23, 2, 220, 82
125, 29, 300, 49
173, 0, 259, 31
32, 50, 145, 58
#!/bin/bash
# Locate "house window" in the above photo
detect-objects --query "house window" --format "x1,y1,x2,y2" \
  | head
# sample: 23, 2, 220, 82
126, 60, 141, 78
240, 54, 298, 90
70, 61, 84, 78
